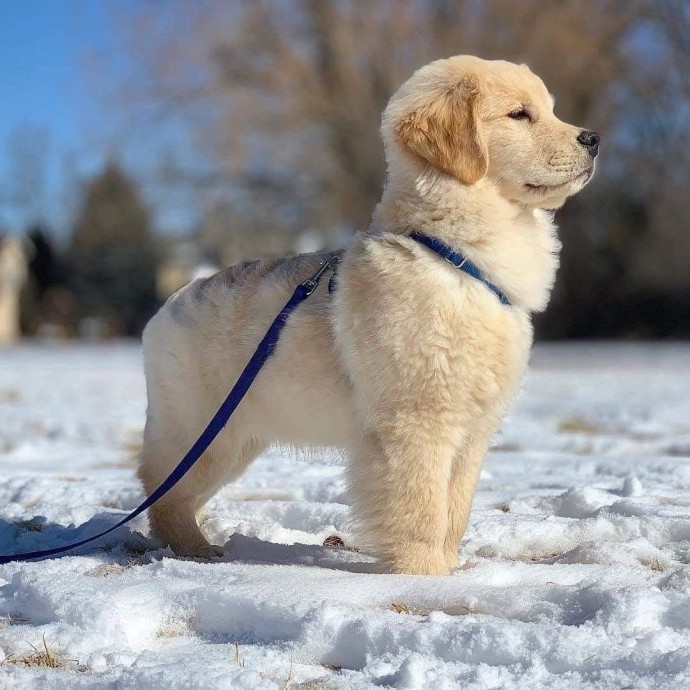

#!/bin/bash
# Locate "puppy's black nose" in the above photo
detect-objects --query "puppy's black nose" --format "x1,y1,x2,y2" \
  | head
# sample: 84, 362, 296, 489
577, 130, 600, 158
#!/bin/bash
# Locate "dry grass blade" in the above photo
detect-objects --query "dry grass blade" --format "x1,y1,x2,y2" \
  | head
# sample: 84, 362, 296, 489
3, 635, 70, 669
0, 615, 29, 628
558, 418, 601, 435
390, 603, 411, 614
234, 641, 245, 668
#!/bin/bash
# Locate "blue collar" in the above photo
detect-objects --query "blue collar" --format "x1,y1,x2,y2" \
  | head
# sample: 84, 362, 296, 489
409, 231, 511, 306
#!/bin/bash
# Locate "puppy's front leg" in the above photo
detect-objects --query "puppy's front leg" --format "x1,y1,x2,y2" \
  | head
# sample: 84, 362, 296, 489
348, 426, 455, 576
444, 434, 491, 570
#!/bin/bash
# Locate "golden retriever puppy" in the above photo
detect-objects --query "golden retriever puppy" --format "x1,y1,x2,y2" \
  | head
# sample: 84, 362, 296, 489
139, 55, 598, 575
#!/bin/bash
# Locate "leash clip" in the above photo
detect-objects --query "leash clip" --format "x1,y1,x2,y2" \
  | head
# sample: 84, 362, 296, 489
301, 255, 341, 296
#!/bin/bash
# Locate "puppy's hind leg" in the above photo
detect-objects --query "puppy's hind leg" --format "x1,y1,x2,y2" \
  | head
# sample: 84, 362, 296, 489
139, 427, 216, 558
140, 431, 265, 558
140, 306, 267, 558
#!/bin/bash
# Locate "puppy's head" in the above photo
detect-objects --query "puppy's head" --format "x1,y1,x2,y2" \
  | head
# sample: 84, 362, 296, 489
383, 55, 598, 209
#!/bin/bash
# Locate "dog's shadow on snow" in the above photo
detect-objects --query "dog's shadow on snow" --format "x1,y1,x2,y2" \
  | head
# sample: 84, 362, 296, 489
0, 512, 153, 563
0, 515, 384, 573
220, 533, 384, 574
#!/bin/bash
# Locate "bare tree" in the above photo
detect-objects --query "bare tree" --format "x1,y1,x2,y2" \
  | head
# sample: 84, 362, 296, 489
95, 0, 690, 336
103, 0, 649, 224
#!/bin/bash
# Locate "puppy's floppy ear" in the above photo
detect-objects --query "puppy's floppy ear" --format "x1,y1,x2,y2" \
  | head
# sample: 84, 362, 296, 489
396, 77, 488, 185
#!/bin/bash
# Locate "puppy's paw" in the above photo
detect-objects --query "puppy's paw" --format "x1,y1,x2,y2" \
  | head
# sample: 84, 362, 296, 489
445, 548, 460, 571
388, 543, 450, 576
175, 543, 224, 560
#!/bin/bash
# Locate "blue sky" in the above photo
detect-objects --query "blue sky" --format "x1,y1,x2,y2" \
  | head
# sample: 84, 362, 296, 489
0, 1, 109, 233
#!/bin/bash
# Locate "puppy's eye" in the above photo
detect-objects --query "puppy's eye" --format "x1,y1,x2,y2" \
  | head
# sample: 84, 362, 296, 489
508, 108, 530, 121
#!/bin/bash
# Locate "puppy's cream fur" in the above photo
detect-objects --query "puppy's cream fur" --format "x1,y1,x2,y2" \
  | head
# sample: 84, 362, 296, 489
139, 56, 596, 575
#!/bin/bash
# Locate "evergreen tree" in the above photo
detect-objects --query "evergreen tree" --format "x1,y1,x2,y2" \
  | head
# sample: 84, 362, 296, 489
69, 162, 158, 335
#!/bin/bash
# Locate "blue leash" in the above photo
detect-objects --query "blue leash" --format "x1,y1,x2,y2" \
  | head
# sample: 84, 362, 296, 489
0, 231, 508, 565
0, 255, 340, 565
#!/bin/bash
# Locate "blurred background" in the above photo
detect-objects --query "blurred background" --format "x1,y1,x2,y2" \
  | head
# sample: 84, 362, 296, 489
0, 0, 688, 343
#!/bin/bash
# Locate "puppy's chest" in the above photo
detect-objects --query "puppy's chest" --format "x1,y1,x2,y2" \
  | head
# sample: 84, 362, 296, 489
407, 290, 531, 396
376, 273, 532, 415
336, 239, 532, 408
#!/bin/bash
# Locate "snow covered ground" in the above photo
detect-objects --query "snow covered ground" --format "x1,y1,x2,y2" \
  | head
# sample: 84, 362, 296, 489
1, 341, 690, 689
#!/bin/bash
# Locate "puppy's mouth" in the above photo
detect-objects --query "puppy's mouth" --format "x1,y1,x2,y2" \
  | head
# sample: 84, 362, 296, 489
525, 167, 593, 193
